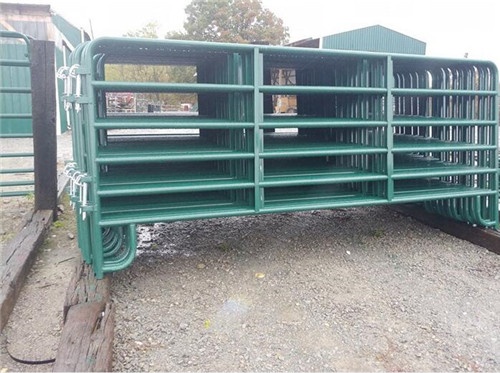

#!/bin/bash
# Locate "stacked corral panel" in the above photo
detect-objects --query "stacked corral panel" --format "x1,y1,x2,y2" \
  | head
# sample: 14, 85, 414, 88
61, 37, 499, 278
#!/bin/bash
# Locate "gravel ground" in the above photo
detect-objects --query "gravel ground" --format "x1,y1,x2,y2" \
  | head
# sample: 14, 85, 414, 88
111, 206, 500, 372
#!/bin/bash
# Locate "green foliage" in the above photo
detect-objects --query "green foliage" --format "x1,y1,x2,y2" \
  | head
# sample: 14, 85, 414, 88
107, 2, 289, 111
53, 220, 65, 229
182, 0, 289, 44
123, 22, 161, 38
107, 22, 197, 109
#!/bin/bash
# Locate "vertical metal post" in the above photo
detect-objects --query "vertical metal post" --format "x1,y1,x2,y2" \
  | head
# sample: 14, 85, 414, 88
385, 56, 394, 201
31, 40, 57, 215
253, 47, 264, 212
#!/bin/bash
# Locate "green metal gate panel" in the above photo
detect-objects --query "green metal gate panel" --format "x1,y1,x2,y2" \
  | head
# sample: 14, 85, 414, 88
0, 40, 32, 136
0, 31, 34, 197
61, 37, 498, 278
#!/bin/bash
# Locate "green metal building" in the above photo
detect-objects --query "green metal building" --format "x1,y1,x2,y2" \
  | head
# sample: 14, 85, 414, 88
0, 2, 89, 136
290, 25, 426, 55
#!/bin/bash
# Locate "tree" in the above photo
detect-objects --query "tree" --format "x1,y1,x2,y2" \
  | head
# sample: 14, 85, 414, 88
181, 0, 289, 45
106, 22, 196, 111
124, 22, 161, 39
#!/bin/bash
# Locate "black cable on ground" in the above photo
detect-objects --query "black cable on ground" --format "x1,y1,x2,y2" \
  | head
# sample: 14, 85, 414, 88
6, 342, 56, 365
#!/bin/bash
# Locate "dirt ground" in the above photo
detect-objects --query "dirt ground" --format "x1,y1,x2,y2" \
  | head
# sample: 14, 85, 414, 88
0, 132, 76, 372
0, 132, 73, 244
0, 194, 78, 372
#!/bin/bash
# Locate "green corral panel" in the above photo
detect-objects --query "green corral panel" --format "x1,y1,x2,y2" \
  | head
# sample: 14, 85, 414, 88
322, 25, 426, 55
0, 42, 32, 135
0, 31, 34, 197
62, 37, 498, 278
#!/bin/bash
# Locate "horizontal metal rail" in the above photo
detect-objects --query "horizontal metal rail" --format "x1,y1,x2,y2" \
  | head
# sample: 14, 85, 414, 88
0, 152, 34, 158
0, 167, 34, 174
0, 59, 30, 67
259, 86, 387, 95
0, 180, 35, 187
0, 87, 31, 94
92, 81, 255, 93
0, 190, 34, 197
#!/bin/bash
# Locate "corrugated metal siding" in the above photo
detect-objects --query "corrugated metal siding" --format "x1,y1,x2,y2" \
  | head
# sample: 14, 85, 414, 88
322, 25, 426, 55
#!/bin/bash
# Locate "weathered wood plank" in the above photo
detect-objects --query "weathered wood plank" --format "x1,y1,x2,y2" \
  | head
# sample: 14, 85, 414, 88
0, 209, 54, 332
53, 301, 114, 372
63, 261, 111, 323
391, 204, 500, 255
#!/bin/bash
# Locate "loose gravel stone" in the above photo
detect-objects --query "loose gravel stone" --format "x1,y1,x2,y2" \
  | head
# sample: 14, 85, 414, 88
111, 206, 500, 372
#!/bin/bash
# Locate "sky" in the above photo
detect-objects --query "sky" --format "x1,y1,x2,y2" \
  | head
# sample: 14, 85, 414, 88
5, 0, 500, 68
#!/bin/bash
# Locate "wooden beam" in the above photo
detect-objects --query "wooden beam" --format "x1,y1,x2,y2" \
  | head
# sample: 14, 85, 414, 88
391, 204, 500, 255
54, 301, 114, 372
0, 209, 54, 332
63, 261, 111, 323
54, 260, 114, 372
30, 39, 57, 215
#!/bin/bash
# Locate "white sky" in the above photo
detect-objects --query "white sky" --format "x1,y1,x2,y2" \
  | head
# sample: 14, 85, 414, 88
6, 0, 500, 67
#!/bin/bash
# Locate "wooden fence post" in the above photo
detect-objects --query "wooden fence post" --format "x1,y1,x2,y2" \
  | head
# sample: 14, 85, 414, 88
30, 40, 57, 216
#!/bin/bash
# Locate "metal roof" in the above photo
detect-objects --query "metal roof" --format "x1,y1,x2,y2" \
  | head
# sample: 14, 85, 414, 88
321, 25, 426, 55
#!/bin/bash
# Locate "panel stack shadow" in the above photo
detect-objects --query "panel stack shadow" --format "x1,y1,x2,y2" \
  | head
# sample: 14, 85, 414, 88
60, 37, 499, 278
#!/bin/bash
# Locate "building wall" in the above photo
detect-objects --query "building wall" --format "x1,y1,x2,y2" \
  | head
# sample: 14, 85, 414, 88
0, 2, 86, 135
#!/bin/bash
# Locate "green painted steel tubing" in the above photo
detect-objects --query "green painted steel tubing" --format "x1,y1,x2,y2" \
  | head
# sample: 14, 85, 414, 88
0, 30, 31, 47
0, 180, 34, 187
392, 143, 495, 153
0, 114, 32, 119
94, 119, 253, 129
75, 213, 92, 264
392, 88, 495, 96
100, 207, 252, 227
102, 226, 124, 258
0, 133, 33, 138
92, 81, 255, 93
0, 168, 33, 174
100, 224, 136, 275
392, 118, 497, 126
259, 86, 387, 94
0, 87, 31, 94
0, 190, 33, 197
260, 173, 387, 187
393, 189, 495, 202
0, 59, 30, 67
261, 118, 387, 128
96, 152, 255, 164
0, 152, 34, 157
261, 147, 386, 158
97, 180, 255, 197
392, 168, 494, 179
